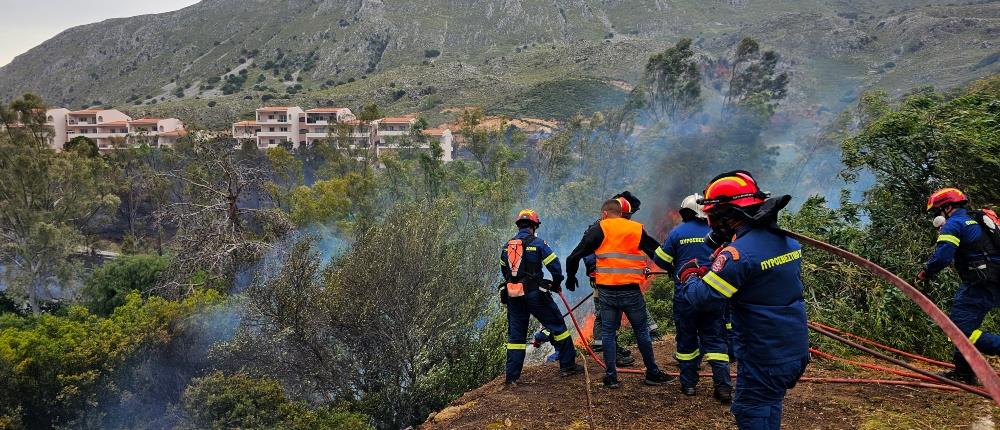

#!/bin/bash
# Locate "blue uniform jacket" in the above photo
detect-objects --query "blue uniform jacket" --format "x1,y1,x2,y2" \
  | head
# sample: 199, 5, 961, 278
924, 208, 993, 277
500, 228, 564, 286
680, 225, 809, 365
654, 219, 714, 281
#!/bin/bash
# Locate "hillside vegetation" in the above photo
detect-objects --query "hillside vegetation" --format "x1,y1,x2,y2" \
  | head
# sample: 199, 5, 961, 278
3, 1, 1000, 128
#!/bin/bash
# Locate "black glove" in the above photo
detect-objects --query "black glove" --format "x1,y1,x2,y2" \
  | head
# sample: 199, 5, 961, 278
566, 276, 578, 292
678, 258, 708, 283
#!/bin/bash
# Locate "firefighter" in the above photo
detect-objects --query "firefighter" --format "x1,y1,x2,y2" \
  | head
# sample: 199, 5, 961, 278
586, 191, 658, 366
566, 198, 675, 388
919, 188, 1000, 384
500, 209, 584, 386
677, 171, 809, 430
653, 193, 733, 403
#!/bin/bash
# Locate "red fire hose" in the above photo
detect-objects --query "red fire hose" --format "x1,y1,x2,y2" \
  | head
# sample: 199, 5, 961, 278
783, 229, 1000, 405
809, 321, 954, 369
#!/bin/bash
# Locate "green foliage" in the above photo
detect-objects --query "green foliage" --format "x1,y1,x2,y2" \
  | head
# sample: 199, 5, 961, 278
181, 372, 371, 430
424, 49, 440, 58
0, 132, 120, 313
81, 254, 171, 316
641, 38, 701, 121
0, 290, 223, 429
510, 79, 628, 120
64, 136, 98, 157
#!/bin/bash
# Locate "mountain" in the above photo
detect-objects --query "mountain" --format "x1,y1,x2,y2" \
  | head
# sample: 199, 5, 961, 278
2, 0, 1000, 128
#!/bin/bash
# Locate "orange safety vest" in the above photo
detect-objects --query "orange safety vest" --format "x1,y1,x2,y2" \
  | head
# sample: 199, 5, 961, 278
593, 217, 648, 286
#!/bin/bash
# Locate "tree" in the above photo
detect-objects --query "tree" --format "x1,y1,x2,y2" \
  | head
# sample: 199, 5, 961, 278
641, 38, 702, 122
357, 104, 382, 122
0, 136, 120, 313
724, 37, 789, 112
156, 142, 291, 292
223, 201, 507, 429
64, 136, 98, 157
81, 254, 171, 316
0, 93, 49, 145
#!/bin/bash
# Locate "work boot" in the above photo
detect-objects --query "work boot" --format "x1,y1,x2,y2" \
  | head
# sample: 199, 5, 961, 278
560, 364, 585, 377
713, 386, 733, 404
681, 385, 696, 396
643, 369, 676, 386
503, 380, 518, 389
617, 345, 632, 357
939, 369, 978, 385
603, 375, 620, 389
650, 329, 663, 340
616, 355, 636, 367
590, 343, 603, 353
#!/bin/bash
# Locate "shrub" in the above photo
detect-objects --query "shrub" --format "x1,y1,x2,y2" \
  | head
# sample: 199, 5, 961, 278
82, 254, 171, 316
424, 49, 440, 58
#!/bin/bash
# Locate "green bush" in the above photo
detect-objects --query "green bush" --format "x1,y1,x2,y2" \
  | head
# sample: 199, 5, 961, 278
181, 372, 371, 430
82, 254, 171, 316
0, 290, 222, 428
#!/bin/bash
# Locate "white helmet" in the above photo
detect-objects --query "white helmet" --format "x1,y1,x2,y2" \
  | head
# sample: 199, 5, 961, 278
680, 193, 706, 219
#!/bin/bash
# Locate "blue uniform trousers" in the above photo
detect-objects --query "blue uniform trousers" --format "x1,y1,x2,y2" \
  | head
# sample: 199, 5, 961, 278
731, 358, 808, 430
506, 289, 577, 382
599, 287, 659, 378
949, 282, 1000, 373
674, 296, 732, 390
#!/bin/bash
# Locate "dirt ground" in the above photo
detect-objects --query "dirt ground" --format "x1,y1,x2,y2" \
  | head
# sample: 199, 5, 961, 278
420, 338, 999, 430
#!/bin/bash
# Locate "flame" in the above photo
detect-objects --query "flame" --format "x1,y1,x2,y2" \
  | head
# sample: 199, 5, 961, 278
575, 313, 596, 347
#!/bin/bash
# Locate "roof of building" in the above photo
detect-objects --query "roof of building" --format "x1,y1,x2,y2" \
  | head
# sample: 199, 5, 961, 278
159, 130, 189, 137
256, 106, 291, 111
233, 120, 260, 126
69, 109, 102, 114
306, 107, 348, 113
98, 120, 129, 126
129, 118, 162, 124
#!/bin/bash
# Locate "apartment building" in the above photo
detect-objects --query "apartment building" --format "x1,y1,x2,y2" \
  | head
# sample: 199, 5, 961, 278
232, 106, 452, 161
32, 108, 187, 151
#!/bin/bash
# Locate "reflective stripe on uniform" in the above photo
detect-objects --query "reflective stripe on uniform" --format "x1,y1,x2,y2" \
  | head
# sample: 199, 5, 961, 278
704, 353, 730, 362
725, 322, 733, 330
703, 272, 738, 298
594, 267, 647, 275
966, 220, 979, 225
655, 247, 674, 264
500, 258, 506, 266
506, 343, 527, 350
675, 349, 700, 361
937, 234, 960, 246
970, 329, 983, 345
595, 252, 647, 261
542, 252, 558, 265
552, 331, 571, 341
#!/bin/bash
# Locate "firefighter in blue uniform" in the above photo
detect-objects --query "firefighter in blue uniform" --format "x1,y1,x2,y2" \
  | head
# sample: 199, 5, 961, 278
500, 209, 584, 385
653, 194, 733, 403
677, 171, 809, 430
918, 188, 1000, 384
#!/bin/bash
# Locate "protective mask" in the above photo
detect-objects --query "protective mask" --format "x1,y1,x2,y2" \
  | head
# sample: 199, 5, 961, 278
932, 215, 946, 228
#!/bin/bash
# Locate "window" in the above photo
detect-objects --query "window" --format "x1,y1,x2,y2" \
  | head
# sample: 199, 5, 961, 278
159, 126, 164, 132
299, 117, 305, 122
47, 116, 54, 122
269, 139, 275, 144
269, 127, 276, 132
280, 127, 287, 132
97, 116, 103, 122
269, 115, 274, 120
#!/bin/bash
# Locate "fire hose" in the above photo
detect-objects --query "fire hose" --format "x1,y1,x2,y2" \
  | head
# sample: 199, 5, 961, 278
548, 230, 1000, 405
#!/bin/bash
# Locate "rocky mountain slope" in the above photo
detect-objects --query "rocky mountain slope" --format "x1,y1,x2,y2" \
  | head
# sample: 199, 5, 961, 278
2, 0, 1000, 128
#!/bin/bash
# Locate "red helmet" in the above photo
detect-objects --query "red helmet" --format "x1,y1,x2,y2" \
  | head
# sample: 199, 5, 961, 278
515, 209, 541, 226
926, 188, 967, 212
615, 197, 633, 214
700, 170, 767, 213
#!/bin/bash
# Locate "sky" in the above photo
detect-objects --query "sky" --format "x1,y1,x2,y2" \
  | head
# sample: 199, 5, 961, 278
0, 0, 199, 67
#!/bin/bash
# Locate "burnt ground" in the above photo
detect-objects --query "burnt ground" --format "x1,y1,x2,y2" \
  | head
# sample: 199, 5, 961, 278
420, 338, 999, 430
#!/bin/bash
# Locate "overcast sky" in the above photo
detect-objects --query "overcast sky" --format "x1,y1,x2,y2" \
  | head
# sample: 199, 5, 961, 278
0, 0, 200, 67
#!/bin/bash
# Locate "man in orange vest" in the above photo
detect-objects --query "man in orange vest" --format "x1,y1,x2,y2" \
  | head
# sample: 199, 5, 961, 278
566, 198, 675, 388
